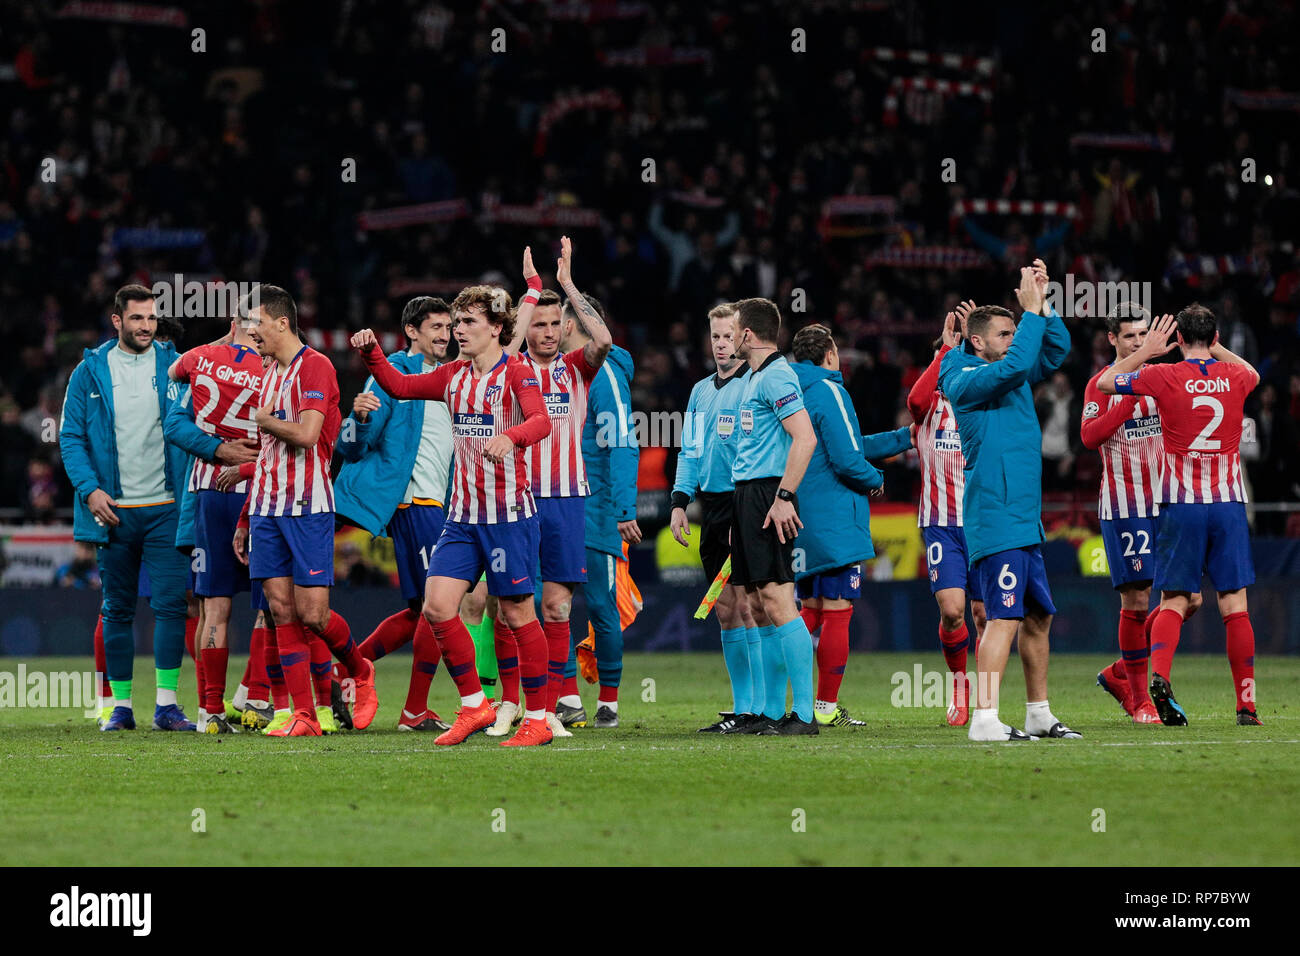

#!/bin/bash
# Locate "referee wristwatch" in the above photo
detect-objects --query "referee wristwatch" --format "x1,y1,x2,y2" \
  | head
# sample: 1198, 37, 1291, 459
775, 488, 795, 502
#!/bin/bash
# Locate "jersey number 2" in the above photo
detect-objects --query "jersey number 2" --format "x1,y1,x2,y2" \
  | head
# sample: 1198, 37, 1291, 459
1190, 396, 1223, 451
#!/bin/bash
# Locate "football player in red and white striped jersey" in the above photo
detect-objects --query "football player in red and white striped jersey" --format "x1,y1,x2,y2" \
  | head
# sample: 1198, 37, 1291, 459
905, 306, 986, 727
1082, 303, 1199, 724
353, 279, 557, 747
500, 237, 612, 738
1100, 306, 1262, 726
168, 318, 262, 731
234, 285, 377, 737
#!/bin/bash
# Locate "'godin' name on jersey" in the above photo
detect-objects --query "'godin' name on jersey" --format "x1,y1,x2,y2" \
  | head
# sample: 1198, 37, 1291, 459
1185, 377, 1231, 394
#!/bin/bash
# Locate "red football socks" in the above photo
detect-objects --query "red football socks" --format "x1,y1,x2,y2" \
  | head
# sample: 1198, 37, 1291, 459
1118, 609, 1151, 706
431, 617, 482, 697
202, 646, 230, 715
1223, 611, 1256, 712
93, 615, 110, 698
816, 607, 852, 703
494, 618, 520, 705
598, 684, 618, 704
184, 616, 204, 708
360, 608, 420, 661
247, 624, 270, 700
800, 605, 823, 637
512, 619, 548, 713
310, 610, 364, 677
309, 635, 332, 707
938, 621, 969, 677
1149, 607, 1184, 680
275, 621, 315, 713
264, 624, 289, 710
404, 616, 443, 715
543, 620, 570, 712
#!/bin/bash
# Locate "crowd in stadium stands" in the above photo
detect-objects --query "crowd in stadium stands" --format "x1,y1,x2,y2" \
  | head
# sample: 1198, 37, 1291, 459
2, 0, 1299, 535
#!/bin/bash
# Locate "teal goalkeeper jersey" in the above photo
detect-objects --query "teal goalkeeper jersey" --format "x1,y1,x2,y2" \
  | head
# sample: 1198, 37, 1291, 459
730, 353, 805, 483
673, 364, 751, 498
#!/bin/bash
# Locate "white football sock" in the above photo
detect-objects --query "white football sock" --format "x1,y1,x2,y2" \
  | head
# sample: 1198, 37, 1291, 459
814, 699, 836, 715
558, 694, 582, 709
460, 691, 486, 708
156, 688, 177, 707
232, 684, 249, 709
600, 699, 618, 713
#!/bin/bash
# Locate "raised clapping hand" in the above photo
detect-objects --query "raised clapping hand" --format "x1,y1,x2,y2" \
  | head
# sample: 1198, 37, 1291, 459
953, 299, 977, 339
1140, 314, 1179, 359
941, 310, 962, 349
350, 328, 378, 353
523, 245, 537, 282
1014, 265, 1046, 315
557, 235, 573, 288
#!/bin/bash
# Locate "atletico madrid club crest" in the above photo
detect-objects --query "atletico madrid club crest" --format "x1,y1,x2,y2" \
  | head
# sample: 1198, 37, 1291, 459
1001, 591, 1016, 608
1131, 557, 1143, 572
484, 384, 502, 402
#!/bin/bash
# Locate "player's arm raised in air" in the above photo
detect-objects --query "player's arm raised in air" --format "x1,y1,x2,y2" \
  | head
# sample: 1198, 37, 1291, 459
504, 246, 542, 357
1079, 371, 1138, 449
941, 269, 1049, 410
557, 236, 613, 371
1099, 314, 1178, 394
351, 328, 453, 401
1026, 260, 1071, 384
906, 310, 962, 422
1210, 337, 1261, 388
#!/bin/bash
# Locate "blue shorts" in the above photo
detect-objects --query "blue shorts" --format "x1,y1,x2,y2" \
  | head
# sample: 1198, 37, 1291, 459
430, 517, 540, 598
389, 503, 447, 601
250, 579, 269, 612
1154, 502, 1254, 595
248, 512, 336, 587
1100, 516, 1157, 589
974, 545, 1057, 620
922, 525, 971, 594
193, 490, 251, 598
797, 563, 862, 601
535, 496, 587, 583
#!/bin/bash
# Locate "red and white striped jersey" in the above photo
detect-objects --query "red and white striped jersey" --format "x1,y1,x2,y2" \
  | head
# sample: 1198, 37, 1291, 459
916, 391, 965, 527
519, 347, 598, 497
359, 348, 551, 524
174, 343, 262, 494
249, 345, 340, 517
1082, 367, 1163, 519
1116, 358, 1257, 505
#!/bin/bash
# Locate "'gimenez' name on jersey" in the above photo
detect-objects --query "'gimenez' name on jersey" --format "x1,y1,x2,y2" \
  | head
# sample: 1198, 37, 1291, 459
173, 342, 262, 494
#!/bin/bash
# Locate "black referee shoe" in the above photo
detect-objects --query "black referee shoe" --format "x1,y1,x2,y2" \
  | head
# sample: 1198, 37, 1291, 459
759, 713, 820, 736
698, 712, 736, 733
733, 714, 779, 735
717, 713, 765, 734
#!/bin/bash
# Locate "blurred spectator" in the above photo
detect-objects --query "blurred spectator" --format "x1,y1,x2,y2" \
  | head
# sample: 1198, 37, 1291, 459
55, 541, 101, 590
337, 541, 390, 588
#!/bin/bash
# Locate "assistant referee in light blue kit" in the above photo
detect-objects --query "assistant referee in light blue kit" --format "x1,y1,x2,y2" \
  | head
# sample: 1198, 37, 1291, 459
728, 297, 819, 736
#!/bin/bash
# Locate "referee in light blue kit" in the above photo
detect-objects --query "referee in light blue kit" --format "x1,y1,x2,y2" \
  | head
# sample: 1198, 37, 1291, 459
727, 297, 819, 736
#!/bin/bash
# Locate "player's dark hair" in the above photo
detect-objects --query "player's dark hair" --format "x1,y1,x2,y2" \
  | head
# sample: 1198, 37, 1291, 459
113, 283, 155, 318
536, 289, 562, 308
562, 292, 606, 338
792, 323, 835, 365
246, 284, 298, 336
1105, 301, 1151, 336
966, 305, 1014, 343
1176, 302, 1217, 347
735, 297, 781, 344
155, 315, 184, 345
452, 284, 515, 345
401, 296, 451, 331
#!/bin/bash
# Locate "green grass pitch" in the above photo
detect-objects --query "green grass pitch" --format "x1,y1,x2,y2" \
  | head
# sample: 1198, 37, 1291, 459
1, 652, 1296, 866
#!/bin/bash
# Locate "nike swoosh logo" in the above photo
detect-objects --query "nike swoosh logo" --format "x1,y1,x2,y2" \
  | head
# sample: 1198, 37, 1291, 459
309, 569, 325, 576
511, 576, 527, 584
89, 392, 100, 398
